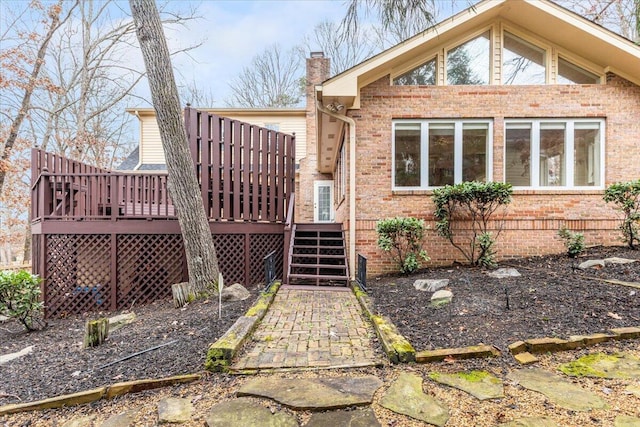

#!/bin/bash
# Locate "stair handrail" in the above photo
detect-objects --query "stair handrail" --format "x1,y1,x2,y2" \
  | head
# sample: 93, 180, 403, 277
342, 223, 350, 281
283, 192, 295, 284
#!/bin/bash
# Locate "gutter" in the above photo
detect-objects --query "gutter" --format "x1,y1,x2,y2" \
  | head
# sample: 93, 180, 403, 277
316, 101, 356, 280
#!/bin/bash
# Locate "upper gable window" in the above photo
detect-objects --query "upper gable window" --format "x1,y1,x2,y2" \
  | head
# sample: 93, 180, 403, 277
502, 32, 546, 84
557, 58, 599, 84
394, 57, 436, 85
447, 31, 490, 85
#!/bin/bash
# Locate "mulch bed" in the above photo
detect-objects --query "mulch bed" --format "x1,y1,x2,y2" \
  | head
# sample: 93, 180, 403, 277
368, 246, 640, 353
0, 293, 254, 405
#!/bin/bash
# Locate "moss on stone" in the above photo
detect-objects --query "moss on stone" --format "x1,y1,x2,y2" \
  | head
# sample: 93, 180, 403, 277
558, 353, 622, 378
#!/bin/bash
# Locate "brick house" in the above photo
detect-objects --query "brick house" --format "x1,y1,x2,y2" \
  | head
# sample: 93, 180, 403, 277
301, 0, 640, 276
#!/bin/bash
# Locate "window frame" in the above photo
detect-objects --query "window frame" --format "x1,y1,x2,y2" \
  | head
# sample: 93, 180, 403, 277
392, 119, 494, 190
504, 118, 605, 190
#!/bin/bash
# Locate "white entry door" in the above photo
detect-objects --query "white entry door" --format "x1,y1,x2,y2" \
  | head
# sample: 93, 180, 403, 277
313, 180, 334, 223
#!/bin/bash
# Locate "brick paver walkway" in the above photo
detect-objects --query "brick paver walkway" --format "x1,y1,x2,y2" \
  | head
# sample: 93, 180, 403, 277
232, 287, 384, 371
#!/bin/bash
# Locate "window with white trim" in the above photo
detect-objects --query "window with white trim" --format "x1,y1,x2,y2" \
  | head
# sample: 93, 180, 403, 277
393, 120, 492, 189
504, 119, 604, 188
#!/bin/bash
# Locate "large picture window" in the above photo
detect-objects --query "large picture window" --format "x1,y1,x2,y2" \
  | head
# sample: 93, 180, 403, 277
505, 119, 603, 188
393, 120, 492, 189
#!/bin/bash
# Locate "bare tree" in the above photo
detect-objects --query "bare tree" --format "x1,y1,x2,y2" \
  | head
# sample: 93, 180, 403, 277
130, 0, 220, 294
0, 0, 77, 198
226, 44, 304, 108
557, 0, 638, 42
179, 78, 216, 108
303, 20, 382, 75
340, 0, 437, 44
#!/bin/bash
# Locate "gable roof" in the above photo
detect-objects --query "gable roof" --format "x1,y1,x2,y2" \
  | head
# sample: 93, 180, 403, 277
318, 0, 640, 109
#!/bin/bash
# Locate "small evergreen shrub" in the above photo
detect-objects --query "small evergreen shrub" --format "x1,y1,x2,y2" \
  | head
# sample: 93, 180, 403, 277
603, 179, 640, 249
432, 181, 512, 267
376, 217, 430, 274
557, 226, 585, 258
0, 270, 45, 331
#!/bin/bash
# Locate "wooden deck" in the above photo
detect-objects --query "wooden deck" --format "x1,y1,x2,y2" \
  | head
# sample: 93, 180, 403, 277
30, 108, 296, 317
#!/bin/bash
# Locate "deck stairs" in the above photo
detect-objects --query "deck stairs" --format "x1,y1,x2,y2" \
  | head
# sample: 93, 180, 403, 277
287, 223, 349, 286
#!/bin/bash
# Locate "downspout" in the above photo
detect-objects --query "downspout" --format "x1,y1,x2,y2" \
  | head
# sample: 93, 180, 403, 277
316, 101, 357, 280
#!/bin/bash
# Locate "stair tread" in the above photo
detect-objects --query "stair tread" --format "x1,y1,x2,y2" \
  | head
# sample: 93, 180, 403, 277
291, 254, 346, 259
289, 273, 349, 280
293, 245, 345, 249
290, 263, 346, 269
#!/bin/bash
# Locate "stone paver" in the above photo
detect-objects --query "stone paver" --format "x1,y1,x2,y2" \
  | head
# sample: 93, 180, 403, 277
237, 376, 382, 410
232, 288, 383, 370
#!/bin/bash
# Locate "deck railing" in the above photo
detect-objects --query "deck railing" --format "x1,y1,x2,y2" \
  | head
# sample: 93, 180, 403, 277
185, 108, 295, 223
31, 109, 295, 223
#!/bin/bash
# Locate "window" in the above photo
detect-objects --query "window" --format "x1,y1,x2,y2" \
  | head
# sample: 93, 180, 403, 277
557, 58, 599, 84
447, 31, 491, 85
393, 120, 492, 189
502, 32, 546, 84
505, 119, 603, 188
394, 57, 436, 85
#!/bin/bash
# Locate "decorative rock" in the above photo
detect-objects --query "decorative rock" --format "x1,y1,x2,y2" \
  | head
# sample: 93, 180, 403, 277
237, 376, 383, 410
157, 397, 193, 424
0, 345, 33, 365
429, 370, 504, 400
488, 268, 521, 278
604, 257, 636, 265
101, 409, 138, 427
221, 283, 251, 301
61, 416, 96, 427
514, 352, 539, 365
498, 417, 558, 427
578, 259, 605, 269
559, 352, 640, 379
380, 372, 449, 427
507, 368, 607, 411
615, 416, 640, 427
205, 398, 298, 427
0, 315, 8, 323
626, 384, 640, 398
306, 407, 380, 427
108, 312, 136, 333
431, 290, 453, 307
414, 279, 449, 292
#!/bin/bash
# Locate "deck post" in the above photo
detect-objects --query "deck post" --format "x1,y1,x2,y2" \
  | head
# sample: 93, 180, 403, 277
110, 233, 118, 311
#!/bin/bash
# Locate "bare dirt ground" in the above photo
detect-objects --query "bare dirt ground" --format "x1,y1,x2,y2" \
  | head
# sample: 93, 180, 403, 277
367, 246, 640, 354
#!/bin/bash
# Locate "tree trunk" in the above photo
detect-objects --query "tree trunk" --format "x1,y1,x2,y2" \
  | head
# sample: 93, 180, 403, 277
129, 0, 220, 294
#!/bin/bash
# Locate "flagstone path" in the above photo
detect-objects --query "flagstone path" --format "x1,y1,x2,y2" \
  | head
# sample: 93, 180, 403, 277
231, 287, 384, 371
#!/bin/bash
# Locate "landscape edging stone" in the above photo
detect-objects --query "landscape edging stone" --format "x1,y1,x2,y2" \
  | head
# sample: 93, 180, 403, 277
205, 281, 281, 372
351, 282, 415, 363
0, 374, 203, 416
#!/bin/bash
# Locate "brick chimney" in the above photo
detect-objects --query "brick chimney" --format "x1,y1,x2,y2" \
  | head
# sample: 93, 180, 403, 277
297, 52, 332, 222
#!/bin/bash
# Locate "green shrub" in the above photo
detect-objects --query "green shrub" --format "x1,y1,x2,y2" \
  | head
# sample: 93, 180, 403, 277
432, 181, 512, 267
376, 217, 430, 274
0, 270, 45, 331
603, 179, 640, 249
557, 226, 585, 258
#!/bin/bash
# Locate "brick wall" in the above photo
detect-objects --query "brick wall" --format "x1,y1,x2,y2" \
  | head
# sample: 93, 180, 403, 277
345, 73, 640, 275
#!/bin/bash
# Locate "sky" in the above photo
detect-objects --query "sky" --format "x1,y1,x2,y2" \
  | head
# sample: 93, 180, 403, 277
160, 0, 348, 107
141, 0, 467, 107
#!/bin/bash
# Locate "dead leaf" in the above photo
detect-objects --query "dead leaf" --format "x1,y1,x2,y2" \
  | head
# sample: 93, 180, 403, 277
607, 312, 622, 320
